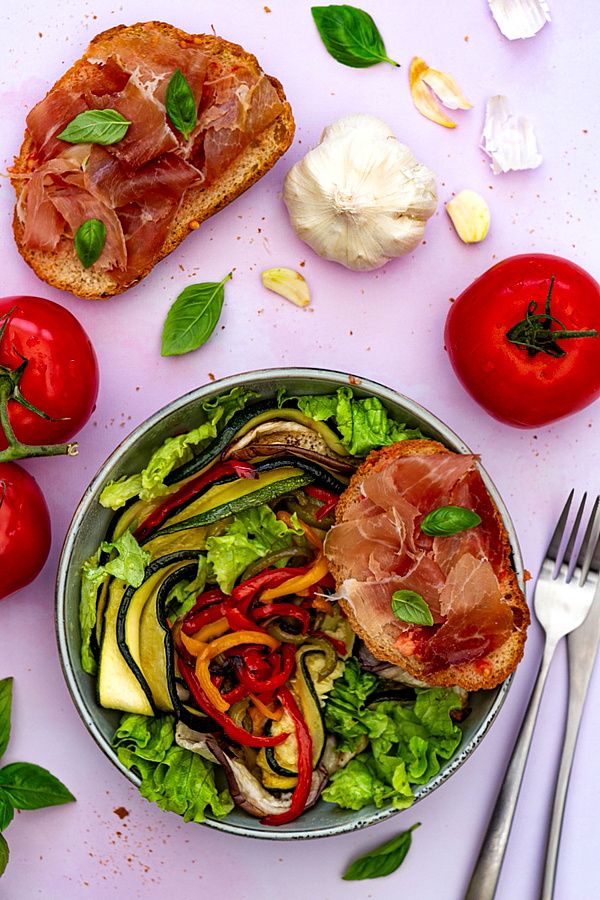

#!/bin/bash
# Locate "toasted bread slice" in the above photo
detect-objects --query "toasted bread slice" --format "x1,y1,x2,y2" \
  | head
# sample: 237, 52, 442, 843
11, 21, 295, 299
329, 440, 529, 691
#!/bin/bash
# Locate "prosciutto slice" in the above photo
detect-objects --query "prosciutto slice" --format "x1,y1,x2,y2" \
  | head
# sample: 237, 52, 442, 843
18, 26, 283, 284
325, 452, 513, 671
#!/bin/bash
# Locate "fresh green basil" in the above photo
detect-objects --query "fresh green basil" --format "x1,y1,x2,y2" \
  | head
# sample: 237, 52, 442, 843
343, 823, 420, 880
58, 109, 131, 145
0, 678, 12, 759
0, 834, 8, 878
0, 792, 13, 831
0, 763, 75, 810
161, 273, 232, 357
311, 5, 398, 68
420, 505, 482, 537
166, 69, 197, 141
74, 219, 106, 268
391, 590, 433, 627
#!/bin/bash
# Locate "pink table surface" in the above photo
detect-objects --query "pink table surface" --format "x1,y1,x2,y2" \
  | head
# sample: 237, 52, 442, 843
0, 1, 599, 898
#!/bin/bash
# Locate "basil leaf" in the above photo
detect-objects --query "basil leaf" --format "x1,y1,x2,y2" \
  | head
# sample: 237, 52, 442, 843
74, 219, 106, 268
58, 109, 131, 145
161, 273, 232, 357
343, 823, 420, 880
0, 678, 12, 759
0, 832, 8, 878
391, 590, 434, 627
421, 505, 482, 537
0, 790, 13, 831
166, 69, 197, 141
0, 763, 75, 810
311, 5, 398, 68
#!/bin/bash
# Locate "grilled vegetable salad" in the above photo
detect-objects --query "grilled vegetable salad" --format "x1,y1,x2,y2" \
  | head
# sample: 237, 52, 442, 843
79, 387, 467, 826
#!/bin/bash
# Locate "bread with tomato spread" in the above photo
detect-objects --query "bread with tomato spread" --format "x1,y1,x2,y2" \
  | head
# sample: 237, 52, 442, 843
324, 439, 529, 691
11, 21, 295, 299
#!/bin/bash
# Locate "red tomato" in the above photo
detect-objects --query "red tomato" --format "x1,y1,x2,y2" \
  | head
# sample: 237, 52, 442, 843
445, 255, 600, 428
0, 462, 51, 600
0, 296, 99, 449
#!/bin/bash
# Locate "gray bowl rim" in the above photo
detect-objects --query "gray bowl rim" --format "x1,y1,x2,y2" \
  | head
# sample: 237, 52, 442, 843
56, 366, 522, 841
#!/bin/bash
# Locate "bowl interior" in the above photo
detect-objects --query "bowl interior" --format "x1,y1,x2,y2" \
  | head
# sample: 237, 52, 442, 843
56, 368, 522, 840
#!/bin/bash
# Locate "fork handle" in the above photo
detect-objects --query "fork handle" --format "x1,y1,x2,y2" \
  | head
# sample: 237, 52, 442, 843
464, 641, 557, 900
540, 600, 600, 900
540, 680, 587, 900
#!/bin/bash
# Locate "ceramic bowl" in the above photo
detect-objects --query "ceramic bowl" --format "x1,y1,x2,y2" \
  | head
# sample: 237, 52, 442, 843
56, 368, 523, 840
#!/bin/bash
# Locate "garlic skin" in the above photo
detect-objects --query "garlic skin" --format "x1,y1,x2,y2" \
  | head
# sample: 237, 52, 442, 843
283, 115, 437, 271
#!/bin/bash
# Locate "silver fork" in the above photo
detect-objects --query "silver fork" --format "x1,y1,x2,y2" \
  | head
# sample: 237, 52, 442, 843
464, 491, 600, 900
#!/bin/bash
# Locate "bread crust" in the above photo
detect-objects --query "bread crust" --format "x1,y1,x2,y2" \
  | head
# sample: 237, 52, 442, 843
329, 440, 530, 691
11, 21, 295, 299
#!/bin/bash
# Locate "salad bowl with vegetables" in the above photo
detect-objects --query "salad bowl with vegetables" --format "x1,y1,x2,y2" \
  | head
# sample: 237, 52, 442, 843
56, 368, 523, 838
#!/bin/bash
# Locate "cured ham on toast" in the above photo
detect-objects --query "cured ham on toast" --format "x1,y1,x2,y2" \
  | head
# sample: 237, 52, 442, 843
11, 22, 294, 298
324, 440, 529, 690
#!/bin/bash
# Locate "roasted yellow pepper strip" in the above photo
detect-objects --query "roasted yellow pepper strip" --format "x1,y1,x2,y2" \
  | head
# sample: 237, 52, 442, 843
198, 630, 280, 661
180, 617, 230, 657
250, 693, 284, 721
195, 658, 230, 713
260, 555, 330, 602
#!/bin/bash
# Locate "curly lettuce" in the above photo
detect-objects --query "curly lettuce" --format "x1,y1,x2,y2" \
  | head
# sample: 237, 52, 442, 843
113, 714, 233, 823
205, 505, 304, 593
279, 387, 422, 456
322, 661, 463, 811
79, 531, 150, 675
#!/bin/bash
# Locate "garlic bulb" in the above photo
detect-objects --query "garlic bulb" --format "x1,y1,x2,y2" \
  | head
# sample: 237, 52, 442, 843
283, 115, 437, 271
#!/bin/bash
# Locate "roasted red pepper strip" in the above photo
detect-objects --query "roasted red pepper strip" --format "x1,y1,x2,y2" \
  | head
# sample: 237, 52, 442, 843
178, 657, 288, 748
261, 686, 313, 826
134, 461, 256, 541
182, 602, 225, 636
231, 565, 310, 605
252, 603, 310, 633
187, 588, 227, 614
310, 630, 347, 657
220, 683, 249, 704
304, 485, 339, 520
222, 596, 266, 633
237, 644, 295, 693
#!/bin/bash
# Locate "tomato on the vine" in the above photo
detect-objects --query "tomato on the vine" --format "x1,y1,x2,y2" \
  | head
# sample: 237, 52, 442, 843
445, 254, 600, 428
0, 295, 99, 450
0, 462, 51, 601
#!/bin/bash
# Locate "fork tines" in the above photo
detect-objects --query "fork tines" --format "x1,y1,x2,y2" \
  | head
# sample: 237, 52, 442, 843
545, 491, 600, 584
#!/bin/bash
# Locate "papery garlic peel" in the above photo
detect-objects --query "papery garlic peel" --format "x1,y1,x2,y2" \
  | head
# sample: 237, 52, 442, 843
445, 190, 491, 243
261, 267, 311, 307
488, 0, 551, 40
282, 115, 437, 271
481, 95, 542, 174
409, 57, 472, 128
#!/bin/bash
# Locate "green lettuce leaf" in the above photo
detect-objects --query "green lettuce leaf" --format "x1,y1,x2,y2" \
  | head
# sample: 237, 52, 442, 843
113, 714, 233, 823
79, 532, 150, 675
205, 505, 304, 593
280, 387, 422, 456
324, 669, 463, 811
324, 658, 380, 752
100, 387, 258, 509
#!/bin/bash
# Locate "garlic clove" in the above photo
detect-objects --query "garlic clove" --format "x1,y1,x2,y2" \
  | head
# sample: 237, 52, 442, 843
261, 267, 311, 307
409, 58, 457, 128
480, 95, 542, 174
421, 67, 472, 111
488, 0, 551, 40
445, 190, 491, 243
